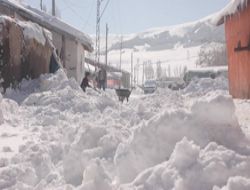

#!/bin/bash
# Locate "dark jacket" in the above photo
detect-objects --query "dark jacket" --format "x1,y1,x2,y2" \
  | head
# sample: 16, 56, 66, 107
81, 77, 90, 92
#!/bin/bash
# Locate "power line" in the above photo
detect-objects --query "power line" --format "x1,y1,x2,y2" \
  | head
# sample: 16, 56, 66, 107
100, 0, 111, 20
61, 0, 95, 31
61, 0, 85, 20
95, 0, 112, 66
82, 0, 96, 30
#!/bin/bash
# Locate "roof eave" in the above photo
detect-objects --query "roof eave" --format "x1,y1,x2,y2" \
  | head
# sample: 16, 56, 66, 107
216, 17, 225, 26
0, 0, 94, 52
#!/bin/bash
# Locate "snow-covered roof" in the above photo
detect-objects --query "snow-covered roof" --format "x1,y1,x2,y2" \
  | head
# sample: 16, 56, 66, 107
212, 0, 249, 26
0, 0, 93, 52
0, 15, 47, 45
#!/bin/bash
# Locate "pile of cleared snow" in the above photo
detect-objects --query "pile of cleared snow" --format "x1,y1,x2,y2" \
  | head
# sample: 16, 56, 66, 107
4, 78, 40, 104
183, 77, 228, 96
114, 92, 247, 183
120, 138, 250, 190
0, 70, 125, 189
0, 69, 250, 190
214, 177, 250, 190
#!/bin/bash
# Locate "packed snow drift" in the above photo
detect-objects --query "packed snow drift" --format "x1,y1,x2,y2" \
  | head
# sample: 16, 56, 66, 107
0, 70, 250, 190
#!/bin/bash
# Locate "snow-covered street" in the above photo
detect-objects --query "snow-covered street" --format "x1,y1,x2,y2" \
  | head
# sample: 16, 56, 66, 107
0, 70, 250, 190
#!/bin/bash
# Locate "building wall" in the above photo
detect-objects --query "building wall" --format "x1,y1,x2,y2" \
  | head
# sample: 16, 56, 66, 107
76, 44, 85, 83
0, 4, 89, 88
121, 72, 131, 88
52, 32, 62, 54
107, 79, 120, 89
225, 4, 250, 99
0, 19, 52, 90
64, 38, 78, 80
0, 19, 22, 89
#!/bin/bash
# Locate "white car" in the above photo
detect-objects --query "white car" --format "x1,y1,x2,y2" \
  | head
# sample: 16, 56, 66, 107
143, 80, 157, 94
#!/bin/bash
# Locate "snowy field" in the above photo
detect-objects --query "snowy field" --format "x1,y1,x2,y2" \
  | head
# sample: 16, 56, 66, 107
0, 70, 250, 190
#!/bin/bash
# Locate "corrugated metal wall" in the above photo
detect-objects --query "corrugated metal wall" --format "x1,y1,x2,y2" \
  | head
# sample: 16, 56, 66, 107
225, 4, 250, 99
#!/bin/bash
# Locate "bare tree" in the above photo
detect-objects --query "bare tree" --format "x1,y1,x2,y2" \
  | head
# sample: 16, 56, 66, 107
196, 43, 227, 67
173, 65, 187, 78
156, 61, 162, 80
167, 64, 171, 77
145, 60, 155, 80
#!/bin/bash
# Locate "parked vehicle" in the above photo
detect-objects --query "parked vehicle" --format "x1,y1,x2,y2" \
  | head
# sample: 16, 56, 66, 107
168, 81, 186, 91
143, 80, 157, 94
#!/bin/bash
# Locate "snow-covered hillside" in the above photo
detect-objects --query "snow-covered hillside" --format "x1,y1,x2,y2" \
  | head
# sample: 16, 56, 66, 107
0, 70, 250, 190
97, 17, 226, 83
107, 18, 224, 52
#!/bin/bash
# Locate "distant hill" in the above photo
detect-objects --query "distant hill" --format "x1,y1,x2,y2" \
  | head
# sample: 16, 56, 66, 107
106, 17, 225, 52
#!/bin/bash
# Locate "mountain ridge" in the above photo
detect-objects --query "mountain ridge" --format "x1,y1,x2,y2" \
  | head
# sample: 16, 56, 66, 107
106, 16, 225, 52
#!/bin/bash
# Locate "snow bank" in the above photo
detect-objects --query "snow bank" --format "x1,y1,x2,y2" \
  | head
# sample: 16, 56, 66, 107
114, 92, 246, 183
120, 138, 250, 190
0, 70, 123, 189
4, 78, 40, 104
0, 69, 249, 190
183, 76, 229, 96
214, 177, 250, 190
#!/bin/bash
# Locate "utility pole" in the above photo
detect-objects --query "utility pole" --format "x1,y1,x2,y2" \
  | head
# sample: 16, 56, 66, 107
40, 0, 43, 10
119, 36, 123, 71
131, 52, 133, 88
134, 65, 137, 85
137, 58, 139, 85
95, 0, 101, 67
142, 61, 145, 85
105, 23, 109, 66
52, 0, 56, 16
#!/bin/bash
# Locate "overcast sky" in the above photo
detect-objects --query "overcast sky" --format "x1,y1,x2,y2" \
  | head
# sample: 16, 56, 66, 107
22, 0, 229, 35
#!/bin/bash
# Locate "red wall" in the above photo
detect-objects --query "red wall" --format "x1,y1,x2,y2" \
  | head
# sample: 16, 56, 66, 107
225, 2, 250, 99
107, 79, 121, 89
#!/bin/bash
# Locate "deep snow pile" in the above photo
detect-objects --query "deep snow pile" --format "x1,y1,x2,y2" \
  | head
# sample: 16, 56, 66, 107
234, 99, 250, 138
120, 138, 250, 190
183, 76, 229, 96
115, 92, 248, 184
0, 70, 250, 190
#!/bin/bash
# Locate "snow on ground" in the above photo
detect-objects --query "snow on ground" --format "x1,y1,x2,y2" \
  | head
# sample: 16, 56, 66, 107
0, 70, 250, 190
183, 76, 229, 96
103, 46, 200, 85
234, 99, 250, 138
